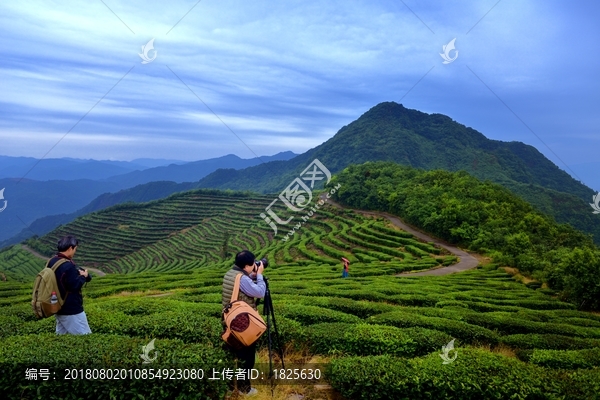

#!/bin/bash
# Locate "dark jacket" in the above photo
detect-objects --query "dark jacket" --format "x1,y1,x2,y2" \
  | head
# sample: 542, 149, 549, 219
48, 254, 91, 315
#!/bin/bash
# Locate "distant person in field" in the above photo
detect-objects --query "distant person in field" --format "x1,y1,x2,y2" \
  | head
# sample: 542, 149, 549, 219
342, 257, 350, 278
48, 236, 92, 335
222, 250, 266, 396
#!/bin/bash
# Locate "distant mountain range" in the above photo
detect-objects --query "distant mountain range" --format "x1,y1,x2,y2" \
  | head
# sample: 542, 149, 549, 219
0, 156, 183, 181
1, 102, 598, 248
196, 102, 599, 243
0, 152, 297, 244
0, 152, 297, 183
102, 152, 297, 187
0, 181, 200, 248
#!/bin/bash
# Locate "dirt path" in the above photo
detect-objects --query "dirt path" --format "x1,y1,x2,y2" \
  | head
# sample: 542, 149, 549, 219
21, 244, 107, 277
20, 244, 47, 260
319, 194, 479, 276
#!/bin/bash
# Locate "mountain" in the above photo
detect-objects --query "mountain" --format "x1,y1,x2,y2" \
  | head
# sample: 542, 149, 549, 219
0, 152, 297, 245
568, 162, 600, 192
13, 171, 598, 310
328, 161, 599, 309
197, 102, 599, 242
0, 181, 201, 248
128, 158, 189, 168
0, 156, 147, 181
0, 178, 122, 243
103, 152, 298, 186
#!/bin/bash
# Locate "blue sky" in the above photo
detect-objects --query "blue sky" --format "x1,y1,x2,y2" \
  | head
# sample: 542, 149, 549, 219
0, 0, 599, 188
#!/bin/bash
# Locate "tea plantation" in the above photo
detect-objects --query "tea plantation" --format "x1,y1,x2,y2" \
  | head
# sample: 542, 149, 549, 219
1, 190, 599, 399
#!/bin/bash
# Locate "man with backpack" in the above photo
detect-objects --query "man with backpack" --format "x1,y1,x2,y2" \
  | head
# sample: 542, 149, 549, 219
222, 250, 266, 397
49, 236, 92, 335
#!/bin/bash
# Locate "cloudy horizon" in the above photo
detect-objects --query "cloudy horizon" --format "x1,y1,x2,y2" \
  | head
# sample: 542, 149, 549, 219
1, 0, 599, 189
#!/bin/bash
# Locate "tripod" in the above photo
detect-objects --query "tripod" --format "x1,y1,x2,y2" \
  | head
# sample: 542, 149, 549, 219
261, 276, 285, 376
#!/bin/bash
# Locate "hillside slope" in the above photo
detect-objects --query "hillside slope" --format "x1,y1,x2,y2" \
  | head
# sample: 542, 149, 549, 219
12, 188, 453, 280
0, 178, 123, 243
11, 159, 600, 309
198, 102, 599, 242
0, 153, 297, 245
2, 185, 600, 398
328, 161, 600, 309
0, 181, 201, 249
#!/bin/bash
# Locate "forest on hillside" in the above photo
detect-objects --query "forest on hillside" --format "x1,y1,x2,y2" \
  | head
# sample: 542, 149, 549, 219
330, 161, 600, 310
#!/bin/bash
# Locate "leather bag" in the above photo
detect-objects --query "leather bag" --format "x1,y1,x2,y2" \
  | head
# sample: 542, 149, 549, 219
222, 274, 267, 348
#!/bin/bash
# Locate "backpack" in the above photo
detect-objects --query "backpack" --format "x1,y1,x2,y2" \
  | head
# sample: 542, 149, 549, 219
31, 258, 70, 318
222, 274, 267, 348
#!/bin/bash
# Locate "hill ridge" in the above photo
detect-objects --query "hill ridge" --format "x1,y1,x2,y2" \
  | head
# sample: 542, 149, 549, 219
197, 102, 598, 242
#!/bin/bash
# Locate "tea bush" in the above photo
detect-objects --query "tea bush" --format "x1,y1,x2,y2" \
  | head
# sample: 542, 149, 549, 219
303, 323, 451, 357
0, 333, 231, 400
463, 313, 600, 338
530, 347, 600, 369
369, 311, 499, 344
3, 188, 600, 399
500, 333, 600, 350
275, 295, 397, 318
328, 349, 558, 400
272, 302, 361, 325
555, 368, 600, 399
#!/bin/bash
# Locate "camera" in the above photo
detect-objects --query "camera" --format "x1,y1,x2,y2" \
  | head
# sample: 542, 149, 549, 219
254, 258, 268, 269
78, 267, 93, 279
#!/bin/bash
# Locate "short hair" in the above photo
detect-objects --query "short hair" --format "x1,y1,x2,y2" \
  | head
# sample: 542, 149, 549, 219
235, 250, 255, 268
57, 236, 79, 252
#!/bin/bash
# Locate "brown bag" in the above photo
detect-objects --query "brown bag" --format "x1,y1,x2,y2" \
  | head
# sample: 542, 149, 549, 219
222, 274, 267, 348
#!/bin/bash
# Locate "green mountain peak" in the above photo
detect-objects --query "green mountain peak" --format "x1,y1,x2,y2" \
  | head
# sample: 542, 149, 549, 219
198, 102, 598, 242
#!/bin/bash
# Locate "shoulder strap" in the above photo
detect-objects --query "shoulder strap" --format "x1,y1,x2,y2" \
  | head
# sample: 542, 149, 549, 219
49, 258, 71, 303
50, 258, 69, 272
230, 273, 243, 303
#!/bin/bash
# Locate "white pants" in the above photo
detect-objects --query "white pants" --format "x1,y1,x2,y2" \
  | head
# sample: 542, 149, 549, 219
55, 311, 92, 335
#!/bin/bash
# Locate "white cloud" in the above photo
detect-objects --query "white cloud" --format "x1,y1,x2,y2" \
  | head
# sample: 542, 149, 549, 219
0, 0, 597, 164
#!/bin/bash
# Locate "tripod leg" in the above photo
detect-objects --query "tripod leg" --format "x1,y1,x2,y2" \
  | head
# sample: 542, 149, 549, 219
263, 279, 285, 373
265, 291, 285, 369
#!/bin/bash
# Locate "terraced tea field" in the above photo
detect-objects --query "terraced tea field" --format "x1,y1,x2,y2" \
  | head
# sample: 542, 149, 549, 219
1, 190, 599, 399
2, 189, 456, 279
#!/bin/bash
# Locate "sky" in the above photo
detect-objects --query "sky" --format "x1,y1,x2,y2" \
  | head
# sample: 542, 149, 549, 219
0, 0, 599, 189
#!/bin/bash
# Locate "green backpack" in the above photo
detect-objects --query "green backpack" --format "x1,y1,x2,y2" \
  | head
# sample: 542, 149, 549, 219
31, 258, 69, 318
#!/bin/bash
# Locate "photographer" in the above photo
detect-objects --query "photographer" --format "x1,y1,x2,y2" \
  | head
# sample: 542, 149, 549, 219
222, 250, 266, 396
48, 236, 92, 335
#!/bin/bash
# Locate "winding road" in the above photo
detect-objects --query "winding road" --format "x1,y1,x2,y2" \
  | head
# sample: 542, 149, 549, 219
319, 194, 479, 276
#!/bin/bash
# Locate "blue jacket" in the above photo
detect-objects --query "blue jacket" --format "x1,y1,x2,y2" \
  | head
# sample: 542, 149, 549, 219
48, 254, 91, 315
